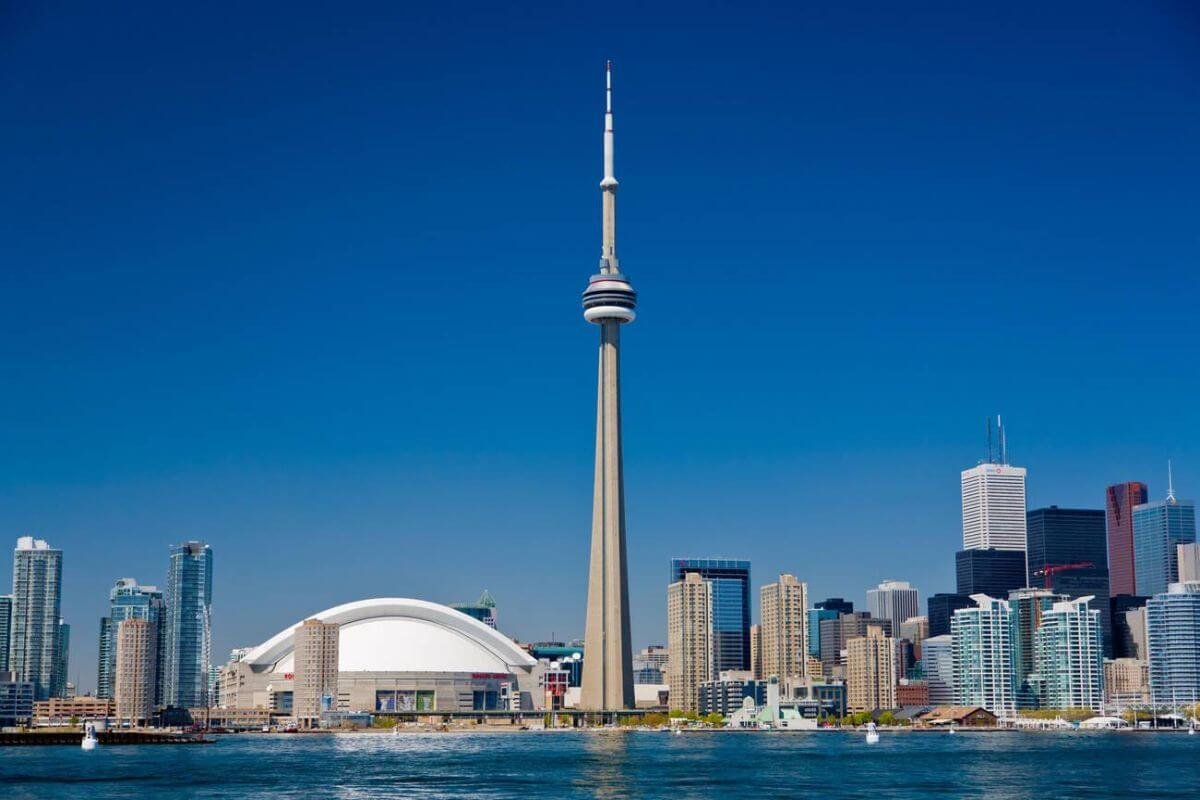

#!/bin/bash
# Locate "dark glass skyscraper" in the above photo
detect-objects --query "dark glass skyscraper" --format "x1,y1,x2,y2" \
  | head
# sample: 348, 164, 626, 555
1106, 481, 1148, 597
927, 592, 973, 638
670, 559, 750, 673
955, 548, 1026, 598
1026, 506, 1112, 654
815, 597, 854, 615
163, 542, 213, 709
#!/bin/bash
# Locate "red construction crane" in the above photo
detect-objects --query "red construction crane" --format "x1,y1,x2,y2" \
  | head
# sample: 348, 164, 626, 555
1033, 562, 1094, 589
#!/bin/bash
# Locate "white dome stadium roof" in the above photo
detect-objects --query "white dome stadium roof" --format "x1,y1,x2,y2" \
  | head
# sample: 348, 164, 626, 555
240, 598, 536, 675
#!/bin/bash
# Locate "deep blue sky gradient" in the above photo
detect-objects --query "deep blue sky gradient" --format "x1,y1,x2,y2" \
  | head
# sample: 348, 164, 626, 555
2, 1, 1198, 691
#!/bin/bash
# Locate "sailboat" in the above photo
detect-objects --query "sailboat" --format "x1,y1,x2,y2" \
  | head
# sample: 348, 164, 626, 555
865, 720, 879, 745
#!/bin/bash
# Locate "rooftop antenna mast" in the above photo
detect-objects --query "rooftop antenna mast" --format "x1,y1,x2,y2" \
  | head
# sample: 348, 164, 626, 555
1167, 460, 1177, 505
987, 417, 993, 464
999, 414, 1007, 465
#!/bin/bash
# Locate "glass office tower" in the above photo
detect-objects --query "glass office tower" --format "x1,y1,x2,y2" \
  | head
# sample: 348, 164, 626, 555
1133, 499, 1196, 597
1026, 506, 1112, 654
670, 559, 750, 673
163, 542, 213, 709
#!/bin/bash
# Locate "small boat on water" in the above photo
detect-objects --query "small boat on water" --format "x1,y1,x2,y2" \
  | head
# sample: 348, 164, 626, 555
81, 722, 99, 751
865, 721, 879, 745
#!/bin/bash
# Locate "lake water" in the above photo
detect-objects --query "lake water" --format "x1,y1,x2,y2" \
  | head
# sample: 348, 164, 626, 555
1, 730, 1197, 798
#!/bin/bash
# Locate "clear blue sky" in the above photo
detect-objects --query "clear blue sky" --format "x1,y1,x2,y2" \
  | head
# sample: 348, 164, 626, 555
2, 1, 1197, 692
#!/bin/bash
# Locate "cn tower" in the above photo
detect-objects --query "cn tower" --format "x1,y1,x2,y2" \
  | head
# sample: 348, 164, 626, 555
579, 60, 636, 712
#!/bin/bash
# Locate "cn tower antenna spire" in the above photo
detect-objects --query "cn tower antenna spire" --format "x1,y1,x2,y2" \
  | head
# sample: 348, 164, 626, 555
600, 59, 619, 274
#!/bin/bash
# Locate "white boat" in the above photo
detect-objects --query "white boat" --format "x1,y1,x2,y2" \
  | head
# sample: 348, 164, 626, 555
948, 726, 956, 735
865, 721, 879, 745
81, 721, 99, 751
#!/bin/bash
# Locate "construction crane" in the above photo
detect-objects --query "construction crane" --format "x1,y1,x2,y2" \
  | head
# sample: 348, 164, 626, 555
1033, 562, 1094, 590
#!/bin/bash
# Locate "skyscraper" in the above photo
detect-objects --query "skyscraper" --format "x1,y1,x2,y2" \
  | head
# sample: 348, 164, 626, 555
1106, 480, 1149, 597
1146, 582, 1200, 708
1132, 479, 1196, 597
952, 595, 1017, 718
98, 578, 165, 700
759, 574, 808, 681
1008, 587, 1064, 709
579, 62, 638, 713
1111, 594, 1149, 660
1177, 543, 1200, 583
921, 635, 954, 705
1026, 506, 1111, 654
670, 559, 751, 674
163, 541, 213, 709
9, 537, 63, 700
0, 595, 11, 673
846, 626, 896, 712
807, 608, 839, 659
293, 618, 340, 726
961, 461, 1028, 551
927, 593, 973, 638
955, 548, 1026, 597
1033, 596, 1103, 711
866, 580, 920, 637
666, 572, 713, 713
51, 620, 70, 699
114, 617, 157, 724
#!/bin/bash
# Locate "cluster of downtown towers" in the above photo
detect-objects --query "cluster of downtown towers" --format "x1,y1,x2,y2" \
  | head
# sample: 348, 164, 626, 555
665, 456, 1198, 715
1, 538, 213, 707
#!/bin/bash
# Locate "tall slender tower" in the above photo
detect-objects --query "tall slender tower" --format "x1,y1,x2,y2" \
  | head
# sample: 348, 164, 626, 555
580, 61, 637, 711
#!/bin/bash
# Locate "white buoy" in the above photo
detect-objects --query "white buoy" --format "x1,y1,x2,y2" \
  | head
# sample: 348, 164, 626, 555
865, 721, 879, 745
81, 722, 99, 751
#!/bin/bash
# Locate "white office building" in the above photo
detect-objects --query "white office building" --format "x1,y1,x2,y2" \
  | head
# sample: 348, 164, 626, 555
866, 580, 920, 637
922, 634, 954, 705
961, 464, 1028, 551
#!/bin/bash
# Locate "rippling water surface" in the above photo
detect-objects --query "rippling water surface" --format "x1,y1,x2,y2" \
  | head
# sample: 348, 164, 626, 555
2, 730, 1197, 798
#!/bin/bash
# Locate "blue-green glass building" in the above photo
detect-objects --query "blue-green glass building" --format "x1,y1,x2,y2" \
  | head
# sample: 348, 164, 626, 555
671, 559, 751, 672
1133, 498, 1196, 597
163, 541, 213, 709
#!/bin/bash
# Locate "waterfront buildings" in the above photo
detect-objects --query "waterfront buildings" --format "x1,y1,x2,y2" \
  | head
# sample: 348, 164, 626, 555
1009, 587, 1065, 708
32, 696, 113, 725
667, 572, 713, 713
114, 617, 157, 724
921, 634, 954, 705
955, 549, 1026, 598
1106, 481, 1150, 596
97, 577, 164, 700
0, 595, 10, 672
1104, 657, 1150, 706
845, 626, 896, 712
952, 595, 1017, 718
670, 559, 751, 674
819, 612, 889, 673
759, 574, 808, 680
1033, 596, 1104, 711
697, 670, 766, 716
450, 590, 497, 630
866, 580, 920, 639
1178, 543, 1200, 583
293, 618, 340, 726
579, 62, 638, 712
896, 679, 929, 708
1146, 582, 1200, 707
163, 541, 213, 709
1133, 490, 1196, 597
0, 672, 34, 726
961, 461, 1028, 551
9, 537, 64, 700
927, 593, 972, 638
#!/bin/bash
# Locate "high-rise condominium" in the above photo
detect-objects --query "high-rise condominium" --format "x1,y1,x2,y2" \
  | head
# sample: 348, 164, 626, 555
0, 595, 11, 672
1025, 507, 1111, 654
1033, 596, 1103, 711
961, 462, 1028, 551
666, 572, 713, 713
670, 559, 751, 673
1132, 480, 1196, 597
952, 595, 1017, 718
759, 574, 808, 680
866, 580, 920, 637
52, 621, 69, 699
579, 62, 638, 712
1008, 587, 1064, 709
9, 537, 63, 700
293, 619, 340, 726
1106, 481, 1149, 596
98, 578, 164, 700
114, 617, 158, 724
163, 541, 213, 708
1146, 581, 1200, 707
845, 626, 896, 712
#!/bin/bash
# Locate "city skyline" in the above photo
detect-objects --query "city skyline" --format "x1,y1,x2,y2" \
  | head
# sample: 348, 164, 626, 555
3, 2, 1199, 693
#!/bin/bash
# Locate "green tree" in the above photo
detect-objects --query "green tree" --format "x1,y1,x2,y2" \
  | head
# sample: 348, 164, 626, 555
878, 711, 896, 726
702, 712, 724, 727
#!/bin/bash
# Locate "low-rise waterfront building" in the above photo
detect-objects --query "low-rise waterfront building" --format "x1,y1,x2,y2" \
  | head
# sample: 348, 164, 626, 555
896, 679, 929, 708
697, 670, 766, 716
33, 696, 114, 725
0, 672, 34, 726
